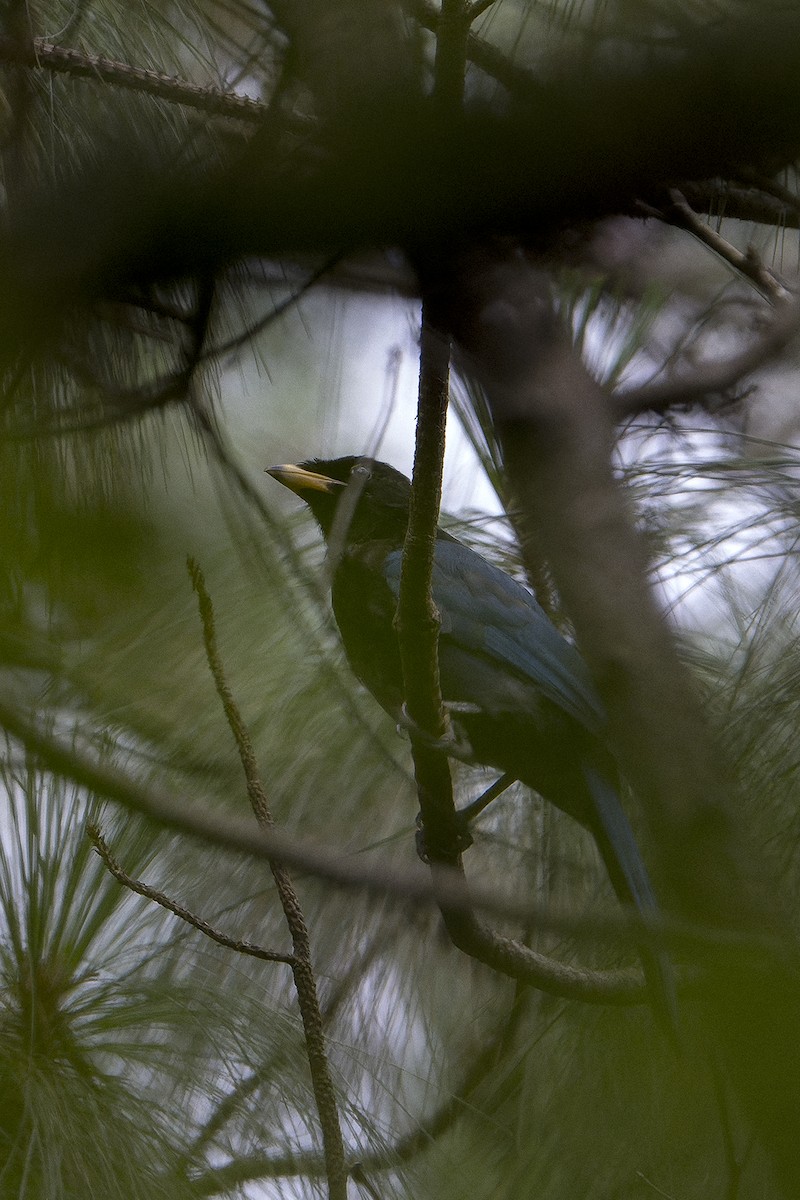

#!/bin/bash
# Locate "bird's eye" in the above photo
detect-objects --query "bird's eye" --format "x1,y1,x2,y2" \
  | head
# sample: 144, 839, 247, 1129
351, 463, 372, 481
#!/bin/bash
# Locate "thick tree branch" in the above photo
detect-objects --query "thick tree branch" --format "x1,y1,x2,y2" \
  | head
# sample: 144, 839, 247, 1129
5, 8, 800, 368
448, 247, 800, 1195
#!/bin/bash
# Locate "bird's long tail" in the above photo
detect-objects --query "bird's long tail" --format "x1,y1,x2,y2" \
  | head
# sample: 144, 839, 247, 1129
582, 766, 677, 1034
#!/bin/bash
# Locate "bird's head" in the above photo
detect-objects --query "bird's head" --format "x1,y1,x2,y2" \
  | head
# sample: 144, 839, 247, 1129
266, 456, 413, 543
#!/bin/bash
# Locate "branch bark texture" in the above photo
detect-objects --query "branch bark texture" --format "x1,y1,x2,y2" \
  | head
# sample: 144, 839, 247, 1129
189, 561, 348, 1200
448, 248, 800, 1196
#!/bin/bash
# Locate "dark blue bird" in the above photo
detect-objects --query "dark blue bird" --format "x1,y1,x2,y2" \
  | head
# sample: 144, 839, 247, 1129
267, 455, 672, 1015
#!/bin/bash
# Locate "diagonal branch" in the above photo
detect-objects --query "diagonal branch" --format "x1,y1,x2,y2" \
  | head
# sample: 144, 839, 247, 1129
1, 699, 766, 967
448, 246, 800, 1196
87, 823, 296, 965
188, 560, 347, 1200
614, 293, 800, 417
0, 35, 269, 122
663, 190, 791, 302
613, 190, 800, 415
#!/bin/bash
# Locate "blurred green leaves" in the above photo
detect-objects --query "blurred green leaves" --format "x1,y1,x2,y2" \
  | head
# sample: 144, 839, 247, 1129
4, 0, 800, 1196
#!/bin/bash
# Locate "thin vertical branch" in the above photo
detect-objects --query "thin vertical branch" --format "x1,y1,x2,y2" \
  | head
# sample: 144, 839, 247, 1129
395, 0, 473, 861
188, 559, 348, 1200
396, 307, 461, 859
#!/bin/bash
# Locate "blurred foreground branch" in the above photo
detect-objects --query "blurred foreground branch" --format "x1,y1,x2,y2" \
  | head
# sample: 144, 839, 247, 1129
448, 246, 800, 1195
5, 6, 800, 376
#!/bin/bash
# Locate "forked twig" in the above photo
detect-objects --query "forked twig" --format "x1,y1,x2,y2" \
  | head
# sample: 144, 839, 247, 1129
88, 823, 296, 965
187, 558, 347, 1200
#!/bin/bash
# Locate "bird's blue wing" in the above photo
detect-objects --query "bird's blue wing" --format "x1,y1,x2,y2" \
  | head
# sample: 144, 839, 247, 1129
386, 540, 676, 1027
385, 539, 604, 731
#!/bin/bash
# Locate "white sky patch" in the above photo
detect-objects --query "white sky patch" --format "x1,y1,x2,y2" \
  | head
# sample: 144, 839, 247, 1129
222, 286, 504, 521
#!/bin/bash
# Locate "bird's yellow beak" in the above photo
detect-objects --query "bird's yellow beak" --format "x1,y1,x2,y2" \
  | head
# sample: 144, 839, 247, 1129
265, 464, 345, 496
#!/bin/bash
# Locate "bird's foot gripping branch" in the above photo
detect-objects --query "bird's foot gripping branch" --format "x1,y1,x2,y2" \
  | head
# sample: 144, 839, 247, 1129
415, 810, 473, 861
267, 455, 675, 1018
396, 700, 476, 762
